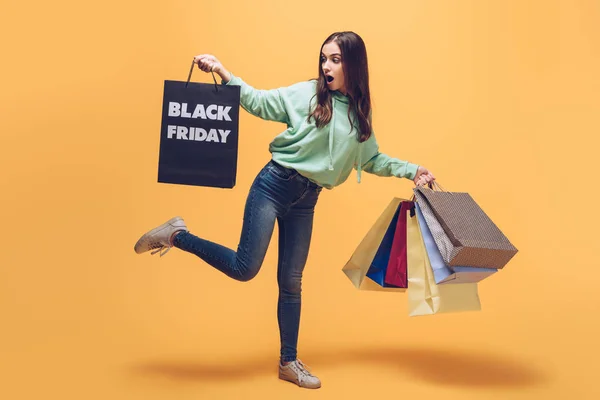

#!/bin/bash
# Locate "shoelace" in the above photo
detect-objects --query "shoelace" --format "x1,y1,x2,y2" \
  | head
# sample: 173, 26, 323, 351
149, 242, 172, 257
291, 360, 314, 380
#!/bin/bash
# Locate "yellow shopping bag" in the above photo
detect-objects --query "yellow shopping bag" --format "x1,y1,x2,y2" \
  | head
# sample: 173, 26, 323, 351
407, 205, 482, 316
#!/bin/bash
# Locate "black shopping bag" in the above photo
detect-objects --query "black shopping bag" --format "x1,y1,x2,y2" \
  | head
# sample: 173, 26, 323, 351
157, 61, 241, 188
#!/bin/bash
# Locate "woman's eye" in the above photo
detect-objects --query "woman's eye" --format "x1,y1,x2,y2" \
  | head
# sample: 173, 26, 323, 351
333, 59, 340, 63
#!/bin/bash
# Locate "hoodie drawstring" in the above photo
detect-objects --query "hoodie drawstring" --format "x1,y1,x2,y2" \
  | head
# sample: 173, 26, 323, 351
328, 97, 335, 171
357, 145, 362, 183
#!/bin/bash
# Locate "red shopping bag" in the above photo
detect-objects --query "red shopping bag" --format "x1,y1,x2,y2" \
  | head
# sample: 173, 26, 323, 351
384, 201, 414, 287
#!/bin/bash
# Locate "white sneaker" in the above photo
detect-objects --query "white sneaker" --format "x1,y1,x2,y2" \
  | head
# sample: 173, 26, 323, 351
279, 359, 321, 389
134, 217, 188, 257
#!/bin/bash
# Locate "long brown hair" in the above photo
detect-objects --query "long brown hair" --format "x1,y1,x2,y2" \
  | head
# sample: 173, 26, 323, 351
307, 31, 372, 143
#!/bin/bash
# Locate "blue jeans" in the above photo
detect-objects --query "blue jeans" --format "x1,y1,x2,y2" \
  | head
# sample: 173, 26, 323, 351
173, 160, 323, 362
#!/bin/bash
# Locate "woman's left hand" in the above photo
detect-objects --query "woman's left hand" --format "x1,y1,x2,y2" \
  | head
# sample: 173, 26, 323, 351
413, 166, 436, 186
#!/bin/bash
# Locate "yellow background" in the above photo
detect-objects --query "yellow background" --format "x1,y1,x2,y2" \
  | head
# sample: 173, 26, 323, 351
2, 0, 599, 398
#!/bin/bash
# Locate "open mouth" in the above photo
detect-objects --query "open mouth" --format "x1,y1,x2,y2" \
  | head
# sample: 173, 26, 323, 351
326, 75, 334, 83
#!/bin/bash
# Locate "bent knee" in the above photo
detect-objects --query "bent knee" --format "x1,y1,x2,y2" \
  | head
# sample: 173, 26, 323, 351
236, 265, 261, 282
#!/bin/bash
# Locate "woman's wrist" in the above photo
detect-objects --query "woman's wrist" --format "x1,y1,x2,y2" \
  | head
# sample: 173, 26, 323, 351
216, 67, 231, 83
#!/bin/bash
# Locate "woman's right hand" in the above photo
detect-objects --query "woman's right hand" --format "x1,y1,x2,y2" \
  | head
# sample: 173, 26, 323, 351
194, 54, 223, 74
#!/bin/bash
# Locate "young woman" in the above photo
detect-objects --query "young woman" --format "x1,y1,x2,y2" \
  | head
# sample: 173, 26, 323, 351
134, 31, 435, 389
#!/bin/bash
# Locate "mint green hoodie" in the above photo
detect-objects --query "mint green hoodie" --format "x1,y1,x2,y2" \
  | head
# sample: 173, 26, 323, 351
225, 73, 419, 190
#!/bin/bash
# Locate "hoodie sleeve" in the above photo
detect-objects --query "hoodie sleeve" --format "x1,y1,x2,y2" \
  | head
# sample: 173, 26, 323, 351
362, 152, 419, 180
358, 132, 420, 180
224, 73, 290, 125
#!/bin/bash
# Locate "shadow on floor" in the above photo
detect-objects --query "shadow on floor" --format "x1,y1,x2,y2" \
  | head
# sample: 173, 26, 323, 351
130, 346, 550, 388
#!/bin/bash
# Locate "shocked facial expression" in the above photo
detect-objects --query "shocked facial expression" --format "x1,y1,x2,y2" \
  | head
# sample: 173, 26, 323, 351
321, 41, 346, 95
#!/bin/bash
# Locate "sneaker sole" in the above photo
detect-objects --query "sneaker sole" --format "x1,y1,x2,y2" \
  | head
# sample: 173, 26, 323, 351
278, 372, 321, 389
134, 216, 184, 254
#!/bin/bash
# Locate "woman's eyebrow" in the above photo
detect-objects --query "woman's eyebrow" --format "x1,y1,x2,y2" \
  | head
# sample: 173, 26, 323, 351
321, 53, 342, 57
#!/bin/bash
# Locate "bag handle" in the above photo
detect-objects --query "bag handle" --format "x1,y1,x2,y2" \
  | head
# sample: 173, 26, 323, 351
185, 59, 219, 92
430, 181, 447, 192
420, 180, 450, 193
411, 180, 451, 203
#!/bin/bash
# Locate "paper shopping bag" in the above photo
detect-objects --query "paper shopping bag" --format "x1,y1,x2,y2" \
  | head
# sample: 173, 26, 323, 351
413, 185, 518, 269
406, 204, 482, 316
365, 203, 406, 288
383, 201, 413, 288
415, 203, 497, 284
157, 65, 241, 188
342, 198, 408, 292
